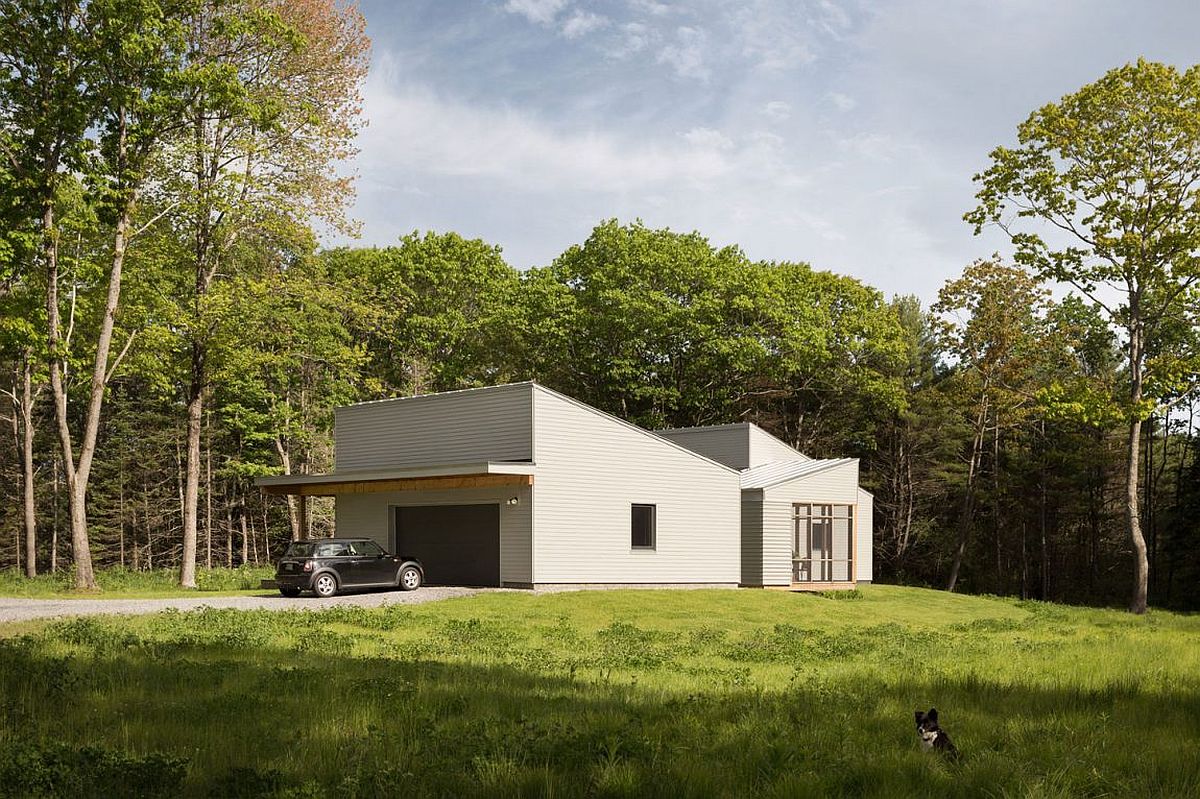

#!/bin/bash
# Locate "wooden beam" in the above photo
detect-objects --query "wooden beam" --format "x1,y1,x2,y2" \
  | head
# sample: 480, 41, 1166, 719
261, 473, 533, 497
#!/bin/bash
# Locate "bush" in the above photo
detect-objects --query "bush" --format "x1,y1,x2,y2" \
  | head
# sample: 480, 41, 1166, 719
0, 739, 187, 799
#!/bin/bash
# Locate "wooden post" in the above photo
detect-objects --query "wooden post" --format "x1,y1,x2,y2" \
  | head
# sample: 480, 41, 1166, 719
298, 495, 308, 541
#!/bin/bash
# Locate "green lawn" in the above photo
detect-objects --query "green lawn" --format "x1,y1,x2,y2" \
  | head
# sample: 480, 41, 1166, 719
1, 585, 1197, 798
0, 566, 275, 599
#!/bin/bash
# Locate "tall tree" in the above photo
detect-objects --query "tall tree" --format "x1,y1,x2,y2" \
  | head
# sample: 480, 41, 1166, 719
933, 259, 1051, 592
158, 0, 369, 588
967, 59, 1200, 612
0, 0, 100, 586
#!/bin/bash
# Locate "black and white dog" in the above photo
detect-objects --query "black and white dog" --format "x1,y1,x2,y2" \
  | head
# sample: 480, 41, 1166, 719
915, 708, 958, 758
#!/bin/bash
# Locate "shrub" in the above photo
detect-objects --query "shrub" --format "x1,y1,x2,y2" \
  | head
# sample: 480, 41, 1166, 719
0, 739, 186, 799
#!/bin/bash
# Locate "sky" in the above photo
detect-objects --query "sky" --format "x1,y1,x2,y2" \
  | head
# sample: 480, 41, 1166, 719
343, 0, 1200, 302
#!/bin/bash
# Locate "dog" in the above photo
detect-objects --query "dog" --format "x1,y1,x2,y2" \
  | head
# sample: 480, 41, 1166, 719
915, 708, 958, 758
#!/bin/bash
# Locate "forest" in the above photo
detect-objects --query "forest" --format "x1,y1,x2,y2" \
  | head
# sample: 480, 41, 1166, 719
1, 2, 1197, 611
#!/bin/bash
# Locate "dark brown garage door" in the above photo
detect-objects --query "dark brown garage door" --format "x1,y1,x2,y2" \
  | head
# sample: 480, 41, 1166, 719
393, 504, 500, 587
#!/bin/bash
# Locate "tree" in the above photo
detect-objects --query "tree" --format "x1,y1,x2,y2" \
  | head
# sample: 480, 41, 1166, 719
157, 0, 369, 588
933, 259, 1051, 592
529, 220, 766, 428
867, 295, 961, 581
328, 233, 519, 399
967, 59, 1200, 612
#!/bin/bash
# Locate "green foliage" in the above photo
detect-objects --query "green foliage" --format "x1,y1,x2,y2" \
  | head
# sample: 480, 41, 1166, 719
967, 59, 1200, 421
511, 219, 907, 447
0, 566, 272, 598
0, 739, 187, 799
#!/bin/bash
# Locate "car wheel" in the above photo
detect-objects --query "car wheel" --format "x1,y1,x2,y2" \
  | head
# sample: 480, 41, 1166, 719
313, 573, 338, 598
398, 565, 422, 591
279, 585, 301, 598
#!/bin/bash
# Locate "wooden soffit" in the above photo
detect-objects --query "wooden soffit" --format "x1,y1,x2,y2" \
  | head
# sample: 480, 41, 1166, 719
260, 473, 533, 497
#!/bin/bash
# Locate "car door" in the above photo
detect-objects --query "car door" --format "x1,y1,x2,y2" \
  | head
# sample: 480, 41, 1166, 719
349, 540, 393, 584
322, 542, 356, 586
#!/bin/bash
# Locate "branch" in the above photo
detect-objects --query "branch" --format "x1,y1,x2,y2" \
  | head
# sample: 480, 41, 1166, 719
129, 201, 181, 240
104, 330, 138, 385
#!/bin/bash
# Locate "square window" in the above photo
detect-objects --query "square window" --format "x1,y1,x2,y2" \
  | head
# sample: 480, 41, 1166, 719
631, 504, 656, 550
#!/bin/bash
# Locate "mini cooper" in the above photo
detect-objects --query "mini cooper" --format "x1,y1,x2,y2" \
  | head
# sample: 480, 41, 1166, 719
274, 538, 424, 598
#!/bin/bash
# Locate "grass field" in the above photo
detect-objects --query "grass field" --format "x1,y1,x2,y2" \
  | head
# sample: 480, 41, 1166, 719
1, 585, 1198, 798
0, 566, 275, 599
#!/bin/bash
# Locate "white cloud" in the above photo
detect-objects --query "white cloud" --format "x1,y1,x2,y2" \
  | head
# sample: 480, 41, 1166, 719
827, 91, 856, 111
763, 100, 792, 120
607, 22, 656, 58
837, 132, 919, 162
683, 127, 733, 150
561, 9, 609, 39
627, 0, 672, 16
359, 79, 736, 193
657, 26, 709, 80
503, 0, 567, 26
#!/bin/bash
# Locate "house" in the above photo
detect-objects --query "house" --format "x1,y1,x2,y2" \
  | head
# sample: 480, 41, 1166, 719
256, 382, 872, 589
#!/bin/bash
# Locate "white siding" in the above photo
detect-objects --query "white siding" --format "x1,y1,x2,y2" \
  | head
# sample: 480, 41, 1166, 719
856, 488, 874, 583
747, 425, 811, 465
759, 460, 861, 586
335, 383, 533, 471
335, 482, 533, 584
654, 425, 750, 469
532, 387, 741, 584
760, 499, 793, 585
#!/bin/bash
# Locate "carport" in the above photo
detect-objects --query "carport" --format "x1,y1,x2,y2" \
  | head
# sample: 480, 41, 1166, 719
257, 462, 535, 587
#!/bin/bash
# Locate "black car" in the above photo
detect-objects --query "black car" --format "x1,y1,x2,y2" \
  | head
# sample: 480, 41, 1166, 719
275, 538, 424, 598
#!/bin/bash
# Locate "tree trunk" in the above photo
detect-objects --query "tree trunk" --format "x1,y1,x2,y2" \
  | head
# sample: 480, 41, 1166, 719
239, 491, 249, 565
20, 357, 37, 577
947, 397, 988, 592
179, 359, 203, 588
205, 408, 213, 569
51, 454, 59, 573
225, 486, 233, 567
274, 435, 301, 541
46, 194, 135, 590
1126, 322, 1149, 614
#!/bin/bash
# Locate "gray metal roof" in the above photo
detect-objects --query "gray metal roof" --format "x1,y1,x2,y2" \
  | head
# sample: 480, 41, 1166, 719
739, 458, 856, 489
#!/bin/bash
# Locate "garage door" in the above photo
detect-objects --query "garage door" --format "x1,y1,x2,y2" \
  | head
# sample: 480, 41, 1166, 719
393, 504, 500, 587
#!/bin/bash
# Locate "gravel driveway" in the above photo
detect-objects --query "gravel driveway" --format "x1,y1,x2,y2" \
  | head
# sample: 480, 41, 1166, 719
0, 586, 494, 623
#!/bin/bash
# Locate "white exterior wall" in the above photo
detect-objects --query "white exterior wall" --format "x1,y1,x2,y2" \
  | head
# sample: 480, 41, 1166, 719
747, 425, 811, 465
532, 387, 741, 584
335, 482, 533, 584
856, 488, 874, 583
755, 460, 861, 586
335, 383, 533, 471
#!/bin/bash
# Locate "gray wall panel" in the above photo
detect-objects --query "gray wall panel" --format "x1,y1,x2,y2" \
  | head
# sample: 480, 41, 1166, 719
654, 425, 750, 469
335, 383, 533, 471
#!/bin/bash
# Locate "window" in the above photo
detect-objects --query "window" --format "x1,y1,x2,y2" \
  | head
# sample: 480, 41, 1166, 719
631, 504, 656, 550
316, 542, 351, 557
350, 541, 385, 557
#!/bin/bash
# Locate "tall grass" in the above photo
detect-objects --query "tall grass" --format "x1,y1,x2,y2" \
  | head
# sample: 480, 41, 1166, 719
1, 585, 1197, 797
0, 566, 273, 598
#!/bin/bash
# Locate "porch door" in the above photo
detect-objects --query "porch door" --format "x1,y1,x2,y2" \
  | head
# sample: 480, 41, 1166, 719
793, 504, 853, 582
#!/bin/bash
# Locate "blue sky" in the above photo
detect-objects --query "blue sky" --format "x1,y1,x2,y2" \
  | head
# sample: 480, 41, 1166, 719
344, 0, 1200, 301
